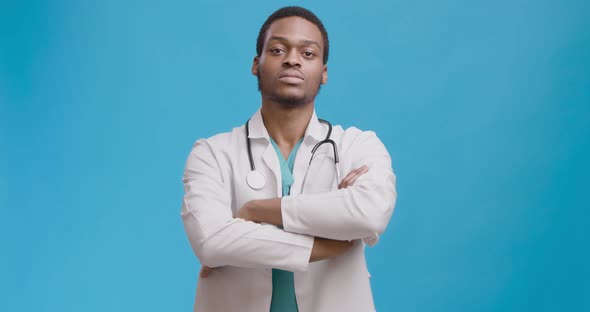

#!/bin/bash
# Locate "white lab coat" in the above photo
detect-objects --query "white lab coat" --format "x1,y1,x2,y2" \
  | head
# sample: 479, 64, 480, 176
181, 108, 397, 312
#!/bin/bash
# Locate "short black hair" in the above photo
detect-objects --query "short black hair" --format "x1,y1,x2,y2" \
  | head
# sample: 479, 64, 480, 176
256, 6, 329, 64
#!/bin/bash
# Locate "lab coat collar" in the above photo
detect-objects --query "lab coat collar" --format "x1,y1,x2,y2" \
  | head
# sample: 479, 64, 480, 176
247, 108, 325, 143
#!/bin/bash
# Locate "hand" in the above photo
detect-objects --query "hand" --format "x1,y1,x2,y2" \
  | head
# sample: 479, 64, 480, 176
237, 198, 283, 226
309, 237, 355, 262
338, 165, 369, 189
200, 265, 213, 278
238, 200, 256, 221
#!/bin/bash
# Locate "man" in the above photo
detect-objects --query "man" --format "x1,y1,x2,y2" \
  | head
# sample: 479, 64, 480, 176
181, 6, 397, 312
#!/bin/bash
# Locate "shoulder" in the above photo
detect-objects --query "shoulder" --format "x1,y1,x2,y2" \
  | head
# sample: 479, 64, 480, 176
183, 125, 246, 179
192, 124, 245, 149
329, 124, 391, 164
186, 124, 245, 160
334, 124, 383, 148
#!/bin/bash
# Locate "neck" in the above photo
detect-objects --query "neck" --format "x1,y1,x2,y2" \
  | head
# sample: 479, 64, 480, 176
260, 100, 314, 148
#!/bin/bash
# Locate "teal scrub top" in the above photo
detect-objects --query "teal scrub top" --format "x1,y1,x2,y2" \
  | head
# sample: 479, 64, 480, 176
268, 136, 303, 312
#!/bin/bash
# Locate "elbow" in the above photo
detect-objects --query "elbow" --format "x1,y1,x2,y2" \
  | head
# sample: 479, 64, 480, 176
362, 206, 391, 234
195, 240, 223, 267
181, 210, 223, 267
358, 179, 397, 235
185, 230, 226, 267
364, 208, 392, 234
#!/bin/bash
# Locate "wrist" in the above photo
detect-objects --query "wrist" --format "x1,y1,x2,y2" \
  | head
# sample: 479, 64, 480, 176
248, 198, 283, 226
247, 200, 261, 223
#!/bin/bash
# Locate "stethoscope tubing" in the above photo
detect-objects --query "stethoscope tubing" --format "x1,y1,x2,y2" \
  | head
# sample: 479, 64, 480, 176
245, 118, 340, 189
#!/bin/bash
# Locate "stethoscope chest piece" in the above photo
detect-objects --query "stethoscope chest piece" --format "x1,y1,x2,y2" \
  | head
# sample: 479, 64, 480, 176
247, 170, 266, 189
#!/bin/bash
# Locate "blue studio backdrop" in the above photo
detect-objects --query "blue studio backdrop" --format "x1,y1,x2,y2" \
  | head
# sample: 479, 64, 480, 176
1, 0, 589, 311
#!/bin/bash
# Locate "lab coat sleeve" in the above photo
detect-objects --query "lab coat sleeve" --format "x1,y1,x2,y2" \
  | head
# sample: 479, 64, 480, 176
281, 131, 397, 243
181, 139, 314, 272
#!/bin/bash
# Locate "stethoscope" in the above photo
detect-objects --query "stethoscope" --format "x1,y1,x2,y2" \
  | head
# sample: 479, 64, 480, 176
245, 118, 340, 190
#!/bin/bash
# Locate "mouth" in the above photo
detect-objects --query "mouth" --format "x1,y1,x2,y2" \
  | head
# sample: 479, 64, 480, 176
278, 71, 305, 85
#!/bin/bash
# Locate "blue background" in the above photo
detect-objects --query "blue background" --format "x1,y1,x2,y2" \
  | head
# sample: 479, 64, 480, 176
1, 0, 589, 311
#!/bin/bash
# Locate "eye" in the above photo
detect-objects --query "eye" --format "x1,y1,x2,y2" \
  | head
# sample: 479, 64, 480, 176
270, 48, 285, 55
302, 51, 315, 58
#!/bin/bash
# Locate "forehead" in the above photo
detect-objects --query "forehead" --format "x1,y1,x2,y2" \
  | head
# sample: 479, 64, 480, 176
264, 16, 324, 48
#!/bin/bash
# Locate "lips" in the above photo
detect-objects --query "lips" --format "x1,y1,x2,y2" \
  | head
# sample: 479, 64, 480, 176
278, 70, 304, 84
278, 70, 304, 80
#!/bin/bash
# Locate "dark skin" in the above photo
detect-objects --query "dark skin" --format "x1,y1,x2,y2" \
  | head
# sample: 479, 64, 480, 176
200, 16, 368, 278
253, 16, 328, 158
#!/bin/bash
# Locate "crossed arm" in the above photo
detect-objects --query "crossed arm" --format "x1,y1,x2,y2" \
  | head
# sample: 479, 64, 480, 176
238, 165, 369, 227
200, 166, 370, 277
181, 132, 396, 275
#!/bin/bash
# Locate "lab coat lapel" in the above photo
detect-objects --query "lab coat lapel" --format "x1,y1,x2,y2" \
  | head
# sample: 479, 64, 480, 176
247, 108, 282, 197
247, 107, 325, 198
262, 142, 282, 197
290, 111, 325, 195
290, 139, 313, 195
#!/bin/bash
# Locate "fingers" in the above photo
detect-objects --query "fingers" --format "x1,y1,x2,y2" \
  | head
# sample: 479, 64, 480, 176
200, 266, 213, 278
310, 237, 356, 262
332, 239, 355, 256
338, 165, 369, 189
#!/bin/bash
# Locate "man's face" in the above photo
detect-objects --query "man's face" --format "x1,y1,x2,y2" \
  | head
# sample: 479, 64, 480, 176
252, 16, 328, 107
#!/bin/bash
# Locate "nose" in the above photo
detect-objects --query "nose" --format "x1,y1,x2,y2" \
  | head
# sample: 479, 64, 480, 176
282, 49, 301, 68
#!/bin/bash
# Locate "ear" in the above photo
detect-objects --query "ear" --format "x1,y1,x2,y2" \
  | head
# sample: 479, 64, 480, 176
321, 65, 328, 84
251, 56, 259, 76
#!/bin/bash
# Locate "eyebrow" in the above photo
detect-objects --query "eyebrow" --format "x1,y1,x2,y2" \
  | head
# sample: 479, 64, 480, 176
268, 36, 322, 49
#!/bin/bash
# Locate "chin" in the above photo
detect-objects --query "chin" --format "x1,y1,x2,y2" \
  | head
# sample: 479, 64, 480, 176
277, 90, 305, 99
271, 93, 309, 107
